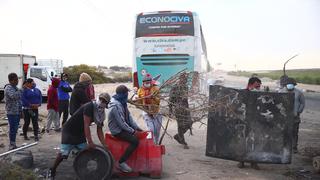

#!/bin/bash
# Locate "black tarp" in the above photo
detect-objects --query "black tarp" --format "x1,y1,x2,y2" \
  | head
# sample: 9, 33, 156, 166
206, 85, 294, 164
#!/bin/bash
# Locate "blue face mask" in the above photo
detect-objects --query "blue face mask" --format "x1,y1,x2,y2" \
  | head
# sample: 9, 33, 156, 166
286, 84, 295, 90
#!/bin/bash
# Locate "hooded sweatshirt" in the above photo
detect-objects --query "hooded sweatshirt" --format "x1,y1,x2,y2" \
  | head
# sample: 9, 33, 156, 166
47, 78, 60, 111
22, 85, 42, 108
69, 81, 94, 115
107, 97, 140, 135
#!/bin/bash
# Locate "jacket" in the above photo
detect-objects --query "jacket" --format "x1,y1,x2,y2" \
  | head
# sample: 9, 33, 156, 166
22, 87, 42, 108
293, 88, 305, 117
107, 98, 140, 135
58, 80, 72, 101
69, 81, 94, 115
4, 84, 22, 115
47, 78, 60, 112
137, 85, 160, 114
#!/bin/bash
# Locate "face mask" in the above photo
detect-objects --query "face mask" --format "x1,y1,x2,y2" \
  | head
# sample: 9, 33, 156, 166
31, 83, 36, 88
286, 84, 295, 90
143, 83, 151, 88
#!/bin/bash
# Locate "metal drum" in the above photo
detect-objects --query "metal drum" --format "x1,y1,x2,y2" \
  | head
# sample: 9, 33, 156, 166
73, 146, 114, 180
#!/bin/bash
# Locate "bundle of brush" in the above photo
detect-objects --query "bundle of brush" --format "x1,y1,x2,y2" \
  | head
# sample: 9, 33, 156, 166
129, 69, 213, 125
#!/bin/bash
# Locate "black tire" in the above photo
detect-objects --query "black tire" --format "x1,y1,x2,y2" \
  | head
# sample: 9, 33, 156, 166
73, 146, 114, 180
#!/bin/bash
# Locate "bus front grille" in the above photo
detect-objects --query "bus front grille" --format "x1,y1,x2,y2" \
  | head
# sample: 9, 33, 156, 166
140, 54, 190, 66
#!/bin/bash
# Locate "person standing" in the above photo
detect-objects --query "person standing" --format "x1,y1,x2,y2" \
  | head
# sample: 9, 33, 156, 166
136, 74, 162, 144
169, 72, 192, 149
285, 78, 305, 153
58, 73, 72, 125
108, 85, 143, 173
48, 93, 110, 178
21, 78, 42, 141
238, 77, 262, 170
46, 78, 61, 133
69, 72, 95, 115
4, 73, 23, 150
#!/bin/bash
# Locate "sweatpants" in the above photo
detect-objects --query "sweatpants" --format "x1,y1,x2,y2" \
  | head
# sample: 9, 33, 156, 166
47, 109, 60, 131
23, 109, 39, 138
143, 113, 162, 144
114, 131, 139, 163
59, 100, 69, 125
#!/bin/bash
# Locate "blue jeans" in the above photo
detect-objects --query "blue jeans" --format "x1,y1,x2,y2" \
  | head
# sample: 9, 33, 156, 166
7, 114, 20, 144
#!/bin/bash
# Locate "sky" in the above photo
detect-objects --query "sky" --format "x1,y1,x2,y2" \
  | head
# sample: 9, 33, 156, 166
0, 0, 319, 71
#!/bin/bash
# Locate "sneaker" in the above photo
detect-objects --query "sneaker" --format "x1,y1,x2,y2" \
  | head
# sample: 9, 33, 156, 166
119, 162, 133, 173
24, 136, 30, 140
47, 168, 56, 179
9, 144, 17, 150
250, 163, 260, 170
173, 134, 183, 145
46, 129, 50, 133
237, 162, 245, 168
183, 144, 190, 149
293, 148, 298, 154
34, 136, 39, 141
54, 128, 61, 132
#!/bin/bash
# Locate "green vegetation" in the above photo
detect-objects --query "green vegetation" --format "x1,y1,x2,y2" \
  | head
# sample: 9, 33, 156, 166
228, 69, 320, 85
0, 161, 36, 180
63, 64, 132, 84
64, 64, 114, 84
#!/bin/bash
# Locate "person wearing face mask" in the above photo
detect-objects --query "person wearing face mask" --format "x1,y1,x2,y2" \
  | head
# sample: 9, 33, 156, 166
136, 74, 162, 144
48, 93, 110, 178
238, 76, 262, 170
285, 78, 305, 153
108, 85, 143, 173
21, 78, 42, 141
58, 73, 72, 125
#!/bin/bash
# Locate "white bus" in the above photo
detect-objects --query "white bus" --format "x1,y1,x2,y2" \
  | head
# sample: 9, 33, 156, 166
132, 11, 210, 90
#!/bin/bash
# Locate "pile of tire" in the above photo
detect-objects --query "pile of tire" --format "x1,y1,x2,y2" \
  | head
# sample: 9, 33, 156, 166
73, 146, 114, 180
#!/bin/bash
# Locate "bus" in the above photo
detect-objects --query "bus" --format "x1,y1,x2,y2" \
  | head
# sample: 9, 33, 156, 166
132, 11, 210, 90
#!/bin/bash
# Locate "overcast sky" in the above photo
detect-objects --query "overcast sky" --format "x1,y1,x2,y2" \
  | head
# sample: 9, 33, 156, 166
0, 0, 319, 71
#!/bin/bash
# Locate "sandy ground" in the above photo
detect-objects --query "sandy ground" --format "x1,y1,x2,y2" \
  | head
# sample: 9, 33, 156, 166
1, 77, 320, 180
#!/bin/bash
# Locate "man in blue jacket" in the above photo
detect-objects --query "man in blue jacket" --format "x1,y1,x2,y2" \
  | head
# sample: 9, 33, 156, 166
58, 73, 72, 125
22, 78, 42, 141
108, 85, 143, 173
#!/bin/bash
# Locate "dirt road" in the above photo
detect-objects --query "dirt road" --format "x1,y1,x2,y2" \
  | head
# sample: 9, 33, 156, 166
0, 78, 320, 180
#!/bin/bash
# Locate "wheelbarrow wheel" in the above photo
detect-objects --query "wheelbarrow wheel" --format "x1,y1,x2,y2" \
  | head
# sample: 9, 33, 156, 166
313, 156, 320, 173
73, 146, 114, 180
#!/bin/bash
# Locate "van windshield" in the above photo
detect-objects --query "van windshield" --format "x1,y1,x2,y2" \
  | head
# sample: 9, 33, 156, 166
30, 68, 47, 81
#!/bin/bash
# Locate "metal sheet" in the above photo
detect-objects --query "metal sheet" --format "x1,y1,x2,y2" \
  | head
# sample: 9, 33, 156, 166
206, 85, 294, 164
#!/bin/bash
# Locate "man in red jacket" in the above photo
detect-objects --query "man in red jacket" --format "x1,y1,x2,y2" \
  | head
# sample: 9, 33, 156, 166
46, 78, 61, 133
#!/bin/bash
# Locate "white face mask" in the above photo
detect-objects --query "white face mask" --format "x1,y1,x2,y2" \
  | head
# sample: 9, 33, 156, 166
286, 84, 295, 90
143, 83, 151, 88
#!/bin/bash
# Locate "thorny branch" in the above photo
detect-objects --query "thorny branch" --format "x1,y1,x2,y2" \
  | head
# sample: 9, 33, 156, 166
128, 70, 238, 141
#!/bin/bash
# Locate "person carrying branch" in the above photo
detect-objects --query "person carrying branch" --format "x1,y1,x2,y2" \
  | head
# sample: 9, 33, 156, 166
169, 72, 193, 149
136, 73, 162, 144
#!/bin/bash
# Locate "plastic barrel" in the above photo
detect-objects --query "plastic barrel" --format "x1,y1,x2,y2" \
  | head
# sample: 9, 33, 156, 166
73, 146, 114, 180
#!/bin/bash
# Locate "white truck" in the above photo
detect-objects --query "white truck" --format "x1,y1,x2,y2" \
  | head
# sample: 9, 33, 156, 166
0, 54, 56, 101
37, 59, 63, 76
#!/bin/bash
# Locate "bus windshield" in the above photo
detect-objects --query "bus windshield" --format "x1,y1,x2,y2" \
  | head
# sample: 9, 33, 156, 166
136, 13, 194, 38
